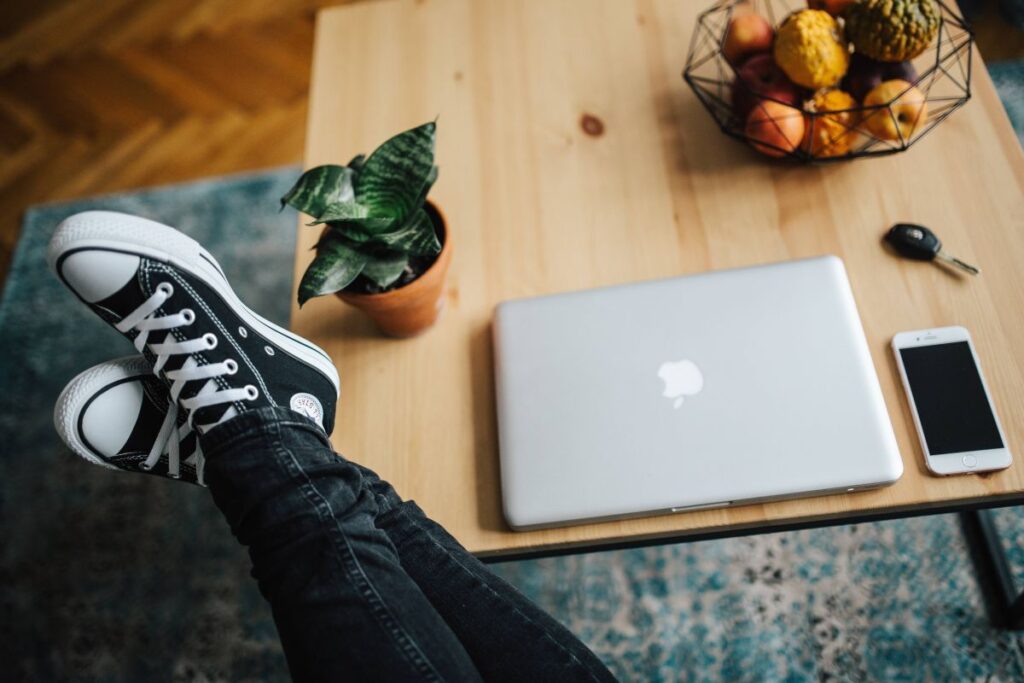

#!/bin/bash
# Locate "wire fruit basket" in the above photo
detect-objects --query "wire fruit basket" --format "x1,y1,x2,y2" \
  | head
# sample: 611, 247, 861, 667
682, 0, 973, 162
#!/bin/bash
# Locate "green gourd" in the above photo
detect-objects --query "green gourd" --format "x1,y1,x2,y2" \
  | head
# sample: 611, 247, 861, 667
845, 0, 941, 63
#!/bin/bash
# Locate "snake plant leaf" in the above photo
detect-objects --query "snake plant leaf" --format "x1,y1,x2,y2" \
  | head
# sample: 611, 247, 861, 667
361, 252, 409, 289
281, 165, 355, 218
329, 225, 373, 245
308, 200, 368, 221
355, 122, 436, 221
369, 208, 441, 257
411, 165, 438, 217
297, 232, 368, 306
307, 201, 394, 232
347, 154, 366, 176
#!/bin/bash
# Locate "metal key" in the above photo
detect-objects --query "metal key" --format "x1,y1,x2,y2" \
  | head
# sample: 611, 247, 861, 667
884, 223, 980, 276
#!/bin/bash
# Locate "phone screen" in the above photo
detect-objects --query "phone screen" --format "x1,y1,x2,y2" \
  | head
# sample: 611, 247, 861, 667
900, 341, 1003, 455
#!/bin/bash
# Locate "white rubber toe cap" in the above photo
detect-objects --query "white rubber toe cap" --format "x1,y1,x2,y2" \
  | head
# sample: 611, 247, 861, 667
80, 381, 144, 458
54, 357, 150, 467
57, 249, 140, 303
48, 211, 166, 302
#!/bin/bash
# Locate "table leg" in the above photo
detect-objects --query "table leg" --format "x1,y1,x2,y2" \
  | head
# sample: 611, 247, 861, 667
960, 509, 1024, 629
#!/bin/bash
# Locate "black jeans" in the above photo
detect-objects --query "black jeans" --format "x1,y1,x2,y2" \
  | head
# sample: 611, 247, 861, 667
202, 407, 616, 682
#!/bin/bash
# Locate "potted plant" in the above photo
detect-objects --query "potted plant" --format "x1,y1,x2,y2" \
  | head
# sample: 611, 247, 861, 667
282, 121, 452, 337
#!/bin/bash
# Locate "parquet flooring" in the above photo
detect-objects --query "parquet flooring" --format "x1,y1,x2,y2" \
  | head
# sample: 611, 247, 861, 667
0, 0, 1021, 291
0, 0, 353, 288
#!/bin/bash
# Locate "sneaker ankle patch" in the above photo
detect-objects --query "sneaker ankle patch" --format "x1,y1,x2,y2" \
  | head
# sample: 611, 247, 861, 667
289, 393, 325, 429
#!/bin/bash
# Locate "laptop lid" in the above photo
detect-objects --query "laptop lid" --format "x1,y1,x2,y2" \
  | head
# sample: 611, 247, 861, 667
492, 256, 902, 529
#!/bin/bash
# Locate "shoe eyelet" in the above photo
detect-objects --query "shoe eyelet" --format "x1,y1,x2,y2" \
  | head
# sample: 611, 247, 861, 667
264, 345, 275, 356
203, 333, 218, 349
157, 282, 174, 297
238, 326, 248, 338
180, 308, 195, 324
244, 385, 259, 401
224, 359, 238, 375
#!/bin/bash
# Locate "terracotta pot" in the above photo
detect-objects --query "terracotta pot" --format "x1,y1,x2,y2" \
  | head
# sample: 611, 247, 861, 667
337, 202, 452, 337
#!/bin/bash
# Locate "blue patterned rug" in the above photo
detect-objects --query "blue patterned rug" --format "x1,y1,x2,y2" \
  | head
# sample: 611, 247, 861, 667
3, 64, 1024, 682
991, 61, 1024, 146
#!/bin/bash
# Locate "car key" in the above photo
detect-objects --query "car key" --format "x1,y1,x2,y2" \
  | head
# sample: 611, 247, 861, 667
884, 223, 980, 276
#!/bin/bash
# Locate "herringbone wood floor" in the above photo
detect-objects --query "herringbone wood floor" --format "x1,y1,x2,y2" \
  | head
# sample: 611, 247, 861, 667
0, 0, 358, 288
1, 0, 1021, 290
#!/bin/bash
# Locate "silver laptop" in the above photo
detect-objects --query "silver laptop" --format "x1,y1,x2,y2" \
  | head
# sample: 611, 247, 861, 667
492, 256, 903, 530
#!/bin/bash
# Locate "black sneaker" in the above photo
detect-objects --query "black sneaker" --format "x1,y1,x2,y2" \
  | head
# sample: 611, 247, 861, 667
55, 356, 209, 484
49, 211, 340, 438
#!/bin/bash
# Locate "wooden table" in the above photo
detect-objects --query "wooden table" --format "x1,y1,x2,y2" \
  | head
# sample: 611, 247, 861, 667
292, 0, 1024, 559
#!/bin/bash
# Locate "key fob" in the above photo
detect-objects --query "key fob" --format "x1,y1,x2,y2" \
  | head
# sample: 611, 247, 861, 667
885, 223, 942, 261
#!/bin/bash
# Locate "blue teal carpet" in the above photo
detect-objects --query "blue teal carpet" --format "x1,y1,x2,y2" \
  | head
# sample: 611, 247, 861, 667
990, 62, 1024, 146
3, 64, 1024, 682
0, 172, 298, 682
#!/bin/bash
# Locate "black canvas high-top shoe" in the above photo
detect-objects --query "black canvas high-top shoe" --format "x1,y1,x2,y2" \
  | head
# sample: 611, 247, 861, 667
49, 211, 340, 441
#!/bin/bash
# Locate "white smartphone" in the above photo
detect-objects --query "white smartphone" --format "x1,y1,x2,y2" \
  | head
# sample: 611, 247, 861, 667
892, 326, 1012, 475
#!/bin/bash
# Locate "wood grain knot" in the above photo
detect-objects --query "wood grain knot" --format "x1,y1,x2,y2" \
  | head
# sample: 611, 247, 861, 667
580, 113, 605, 137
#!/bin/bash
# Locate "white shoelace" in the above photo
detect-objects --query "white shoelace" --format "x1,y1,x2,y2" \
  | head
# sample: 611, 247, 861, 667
115, 281, 258, 484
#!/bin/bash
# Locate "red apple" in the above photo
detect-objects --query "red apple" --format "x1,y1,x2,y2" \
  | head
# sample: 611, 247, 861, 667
842, 52, 919, 101
732, 53, 802, 121
723, 13, 774, 65
745, 100, 805, 157
807, 0, 858, 16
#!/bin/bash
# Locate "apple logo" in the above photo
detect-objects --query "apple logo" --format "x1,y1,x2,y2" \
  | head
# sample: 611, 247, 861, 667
657, 359, 704, 409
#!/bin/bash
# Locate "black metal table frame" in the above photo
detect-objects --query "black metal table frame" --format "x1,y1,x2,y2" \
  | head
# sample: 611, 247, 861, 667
483, 496, 1024, 630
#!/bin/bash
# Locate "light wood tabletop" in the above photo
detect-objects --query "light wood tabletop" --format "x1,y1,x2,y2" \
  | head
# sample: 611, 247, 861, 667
291, 0, 1024, 557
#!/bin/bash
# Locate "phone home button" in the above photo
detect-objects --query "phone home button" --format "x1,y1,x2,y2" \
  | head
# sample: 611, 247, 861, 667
962, 455, 978, 469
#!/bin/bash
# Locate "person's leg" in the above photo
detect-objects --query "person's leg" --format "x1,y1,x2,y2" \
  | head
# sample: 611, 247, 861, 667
49, 212, 609, 681
49, 212, 483, 679
202, 407, 483, 682
56, 354, 613, 682
355, 465, 617, 683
